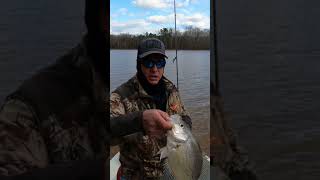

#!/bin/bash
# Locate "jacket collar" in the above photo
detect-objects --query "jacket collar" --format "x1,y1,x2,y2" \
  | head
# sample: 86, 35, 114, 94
132, 74, 175, 99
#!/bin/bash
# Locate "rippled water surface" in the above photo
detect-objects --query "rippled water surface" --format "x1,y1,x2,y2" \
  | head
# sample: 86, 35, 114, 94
218, 0, 320, 179
0, 0, 85, 103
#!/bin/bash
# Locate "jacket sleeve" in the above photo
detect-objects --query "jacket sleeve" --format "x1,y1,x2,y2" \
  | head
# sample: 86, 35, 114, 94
110, 92, 143, 144
0, 99, 48, 176
0, 99, 107, 178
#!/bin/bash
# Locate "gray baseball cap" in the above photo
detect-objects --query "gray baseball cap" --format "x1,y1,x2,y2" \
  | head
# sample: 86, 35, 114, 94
137, 38, 168, 59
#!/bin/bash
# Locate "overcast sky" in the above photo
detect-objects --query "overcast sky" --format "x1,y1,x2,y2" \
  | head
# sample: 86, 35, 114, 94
110, 0, 210, 35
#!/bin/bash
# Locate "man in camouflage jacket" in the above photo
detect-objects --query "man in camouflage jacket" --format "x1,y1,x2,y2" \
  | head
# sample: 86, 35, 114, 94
110, 38, 192, 179
0, 1, 108, 179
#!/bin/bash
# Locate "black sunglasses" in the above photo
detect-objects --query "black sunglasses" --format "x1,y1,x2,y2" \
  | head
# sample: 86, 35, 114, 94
142, 58, 166, 69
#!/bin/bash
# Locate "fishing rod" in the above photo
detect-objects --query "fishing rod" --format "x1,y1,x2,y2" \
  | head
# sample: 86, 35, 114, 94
212, 0, 220, 96
173, 0, 179, 89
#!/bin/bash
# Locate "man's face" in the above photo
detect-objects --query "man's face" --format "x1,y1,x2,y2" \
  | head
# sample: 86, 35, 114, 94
140, 54, 166, 85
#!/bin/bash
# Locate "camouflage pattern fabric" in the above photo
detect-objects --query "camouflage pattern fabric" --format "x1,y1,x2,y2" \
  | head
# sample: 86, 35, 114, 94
0, 99, 48, 176
110, 75, 191, 180
211, 93, 258, 180
0, 38, 108, 176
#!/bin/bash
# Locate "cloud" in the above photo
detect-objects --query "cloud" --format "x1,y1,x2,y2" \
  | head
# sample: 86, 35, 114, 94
147, 13, 209, 29
132, 0, 192, 9
111, 8, 129, 18
180, 8, 191, 14
118, 8, 128, 15
111, 19, 156, 34
147, 14, 174, 24
176, 0, 190, 7
179, 13, 210, 29
132, 0, 170, 9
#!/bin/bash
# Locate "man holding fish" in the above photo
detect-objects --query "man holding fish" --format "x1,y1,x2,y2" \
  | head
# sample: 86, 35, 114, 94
0, 1, 182, 179
0, 1, 189, 179
110, 38, 199, 180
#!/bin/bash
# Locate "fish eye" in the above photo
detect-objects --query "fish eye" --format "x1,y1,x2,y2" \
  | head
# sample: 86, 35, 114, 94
180, 124, 184, 127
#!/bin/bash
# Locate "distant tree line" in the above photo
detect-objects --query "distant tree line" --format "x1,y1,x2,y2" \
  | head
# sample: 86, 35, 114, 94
110, 26, 209, 50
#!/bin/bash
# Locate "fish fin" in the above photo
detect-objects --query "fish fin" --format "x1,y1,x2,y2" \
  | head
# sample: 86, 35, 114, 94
158, 147, 168, 160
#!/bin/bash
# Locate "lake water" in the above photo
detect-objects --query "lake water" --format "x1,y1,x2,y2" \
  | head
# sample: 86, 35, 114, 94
0, 0, 85, 103
217, 0, 320, 179
111, 50, 210, 155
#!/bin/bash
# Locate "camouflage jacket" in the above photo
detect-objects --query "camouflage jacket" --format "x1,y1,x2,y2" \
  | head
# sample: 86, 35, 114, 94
0, 37, 108, 176
110, 75, 191, 179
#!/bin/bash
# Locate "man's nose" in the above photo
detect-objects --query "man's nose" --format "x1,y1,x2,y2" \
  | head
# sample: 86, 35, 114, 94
150, 65, 158, 72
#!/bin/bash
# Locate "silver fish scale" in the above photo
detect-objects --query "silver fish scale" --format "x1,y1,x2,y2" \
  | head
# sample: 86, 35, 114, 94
160, 155, 211, 180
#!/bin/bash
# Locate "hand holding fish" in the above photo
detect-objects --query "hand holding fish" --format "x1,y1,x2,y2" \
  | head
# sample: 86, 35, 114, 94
142, 109, 173, 138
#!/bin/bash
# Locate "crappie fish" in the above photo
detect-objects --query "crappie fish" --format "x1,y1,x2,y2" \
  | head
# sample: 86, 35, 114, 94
159, 114, 203, 180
